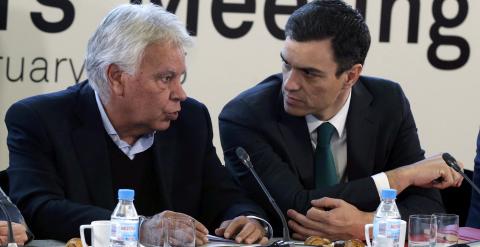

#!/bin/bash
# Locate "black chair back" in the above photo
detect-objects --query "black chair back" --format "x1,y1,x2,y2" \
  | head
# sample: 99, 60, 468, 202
440, 169, 473, 226
0, 170, 9, 196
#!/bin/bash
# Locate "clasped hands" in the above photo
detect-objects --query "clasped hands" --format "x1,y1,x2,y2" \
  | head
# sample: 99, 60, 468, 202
140, 210, 268, 246
0, 221, 28, 246
288, 154, 464, 241
288, 197, 372, 241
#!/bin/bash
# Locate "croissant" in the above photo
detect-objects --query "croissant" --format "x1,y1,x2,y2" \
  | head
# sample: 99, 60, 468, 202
305, 236, 333, 246
65, 238, 83, 247
304, 236, 366, 247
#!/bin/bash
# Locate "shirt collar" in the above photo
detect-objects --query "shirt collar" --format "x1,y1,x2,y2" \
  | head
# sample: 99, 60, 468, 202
306, 90, 351, 138
94, 91, 117, 136
94, 91, 155, 160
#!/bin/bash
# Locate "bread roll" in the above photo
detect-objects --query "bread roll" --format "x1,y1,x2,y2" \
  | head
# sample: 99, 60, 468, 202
65, 238, 83, 247
304, 236, 332, 246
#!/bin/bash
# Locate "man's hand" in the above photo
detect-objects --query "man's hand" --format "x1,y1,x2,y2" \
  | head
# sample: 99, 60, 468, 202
140, 210, 209, 246
287, 197, 373, 241
387, 153, 463, 194
215, 216, 268, 245
0, 221, 29, 246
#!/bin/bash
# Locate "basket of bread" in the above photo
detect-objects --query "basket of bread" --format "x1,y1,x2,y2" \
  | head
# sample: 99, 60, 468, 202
65, 238, 83, 247
304, 236, 365, 247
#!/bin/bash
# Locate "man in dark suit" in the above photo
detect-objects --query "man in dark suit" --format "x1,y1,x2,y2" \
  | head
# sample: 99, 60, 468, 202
219, 0, 462, 240
467, 130, 480, 227
5, 4, 270, 244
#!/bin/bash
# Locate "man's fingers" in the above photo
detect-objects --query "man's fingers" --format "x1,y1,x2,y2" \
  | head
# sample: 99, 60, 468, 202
243, 227, 262, 244
451, 159, 464, 187
195, 229, 208, 245
456, 174, 464, 187
292, 232, 308, 240
223, 216, 247, 239
215, 227, 225, 236
217, 218, 266, 244
0, 223, 28, 245
0, 233, 26, 246
259, 236, 269, 245
234, 221, 255, 243
215, 219, 231, 236
218, 220, 230, 230
16, 235, 29, 245
194, 220, 208, 235
288, 219, 324, 238
194, 234, 204, 246
452, 167, 463, 186
13, 223, 27, 232
447, 167, 456, 185
440, 169, 453, 189
457, 160, 465, 170
311, 197, 342, 209
287, 209, 323, 230
435, 166, 463, 189
306, 207, 329, 222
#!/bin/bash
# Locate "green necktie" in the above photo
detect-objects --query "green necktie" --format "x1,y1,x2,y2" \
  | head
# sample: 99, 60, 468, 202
314, 122, 338, 188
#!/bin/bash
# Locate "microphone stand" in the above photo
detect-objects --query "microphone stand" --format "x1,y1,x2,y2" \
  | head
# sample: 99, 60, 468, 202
0, 202, 18, 247
442, 153, 480, 196
236, 147, 294, 247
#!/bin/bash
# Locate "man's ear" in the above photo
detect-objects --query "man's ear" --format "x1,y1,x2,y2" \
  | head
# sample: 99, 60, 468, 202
343, 64, 363, 89
106, 64, 125, 96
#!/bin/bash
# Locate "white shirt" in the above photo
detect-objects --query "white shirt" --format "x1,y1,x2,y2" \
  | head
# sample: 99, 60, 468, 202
305, 90, 390, 198
95, 91, 155, 160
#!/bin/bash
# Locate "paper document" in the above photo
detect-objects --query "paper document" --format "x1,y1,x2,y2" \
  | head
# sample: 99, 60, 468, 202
206, 234, 261, 246
206, 235, 307, 246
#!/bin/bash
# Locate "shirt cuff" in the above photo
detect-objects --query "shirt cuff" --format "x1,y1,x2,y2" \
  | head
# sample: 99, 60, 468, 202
246, 215, 273, 239
371, 172, 391, 199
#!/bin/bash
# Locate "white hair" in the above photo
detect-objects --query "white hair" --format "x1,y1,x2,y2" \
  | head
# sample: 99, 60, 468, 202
85, 3, 193, 103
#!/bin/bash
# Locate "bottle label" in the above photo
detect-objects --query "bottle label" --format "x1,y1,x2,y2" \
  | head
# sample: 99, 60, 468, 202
373, 219, 401, 247
110, 220, 139, 243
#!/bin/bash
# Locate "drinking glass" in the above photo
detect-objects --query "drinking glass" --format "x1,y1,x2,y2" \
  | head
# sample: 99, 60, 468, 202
138, 214, 196, 247
408, 214, 437, 247
434, 213, 459, 247
164, 215, 195, 247
138, 215, 164, 247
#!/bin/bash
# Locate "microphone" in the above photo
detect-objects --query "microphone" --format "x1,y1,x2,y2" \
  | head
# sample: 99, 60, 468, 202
0, 202, 18, 247
235, 147, 294, 247
442, 153, 480, 196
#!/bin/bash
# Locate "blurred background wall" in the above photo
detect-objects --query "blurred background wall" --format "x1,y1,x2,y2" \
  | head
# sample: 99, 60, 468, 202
1, 0, 478, 170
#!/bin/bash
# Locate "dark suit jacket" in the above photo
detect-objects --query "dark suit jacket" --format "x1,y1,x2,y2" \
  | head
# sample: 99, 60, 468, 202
467, 130, 480, 227
5, 81, 266, 241
219, 74, 444, 233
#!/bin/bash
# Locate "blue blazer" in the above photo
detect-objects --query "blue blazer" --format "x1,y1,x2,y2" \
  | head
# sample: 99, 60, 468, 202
5, 81, 266, 241
467, 130, 480, 227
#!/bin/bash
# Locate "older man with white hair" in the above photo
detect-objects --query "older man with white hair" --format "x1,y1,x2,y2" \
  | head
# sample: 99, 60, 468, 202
5, 4, 270, 245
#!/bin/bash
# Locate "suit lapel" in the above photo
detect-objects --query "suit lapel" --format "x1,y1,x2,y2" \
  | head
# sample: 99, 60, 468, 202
276, 92, 315, 188
72, 82, 115, 209
151, 127, 176, 209
346, 80, 378, 180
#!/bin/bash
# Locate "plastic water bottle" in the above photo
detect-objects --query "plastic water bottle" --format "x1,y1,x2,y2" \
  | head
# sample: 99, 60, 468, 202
110, 189, 139, 247
372, 189, 402, 247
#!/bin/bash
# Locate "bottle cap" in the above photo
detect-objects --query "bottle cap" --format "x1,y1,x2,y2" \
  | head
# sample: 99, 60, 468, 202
118, 189, 135, 201
381, 189, 397, 200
